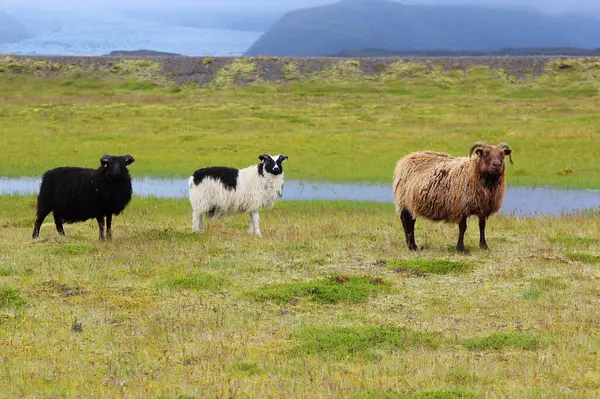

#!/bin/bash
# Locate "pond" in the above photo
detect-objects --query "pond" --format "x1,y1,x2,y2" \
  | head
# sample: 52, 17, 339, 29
1, 177, 599, 216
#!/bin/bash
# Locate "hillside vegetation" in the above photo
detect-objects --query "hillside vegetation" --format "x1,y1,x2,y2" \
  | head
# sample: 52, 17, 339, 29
1, 56, 599, 188
246, 0, 600, 56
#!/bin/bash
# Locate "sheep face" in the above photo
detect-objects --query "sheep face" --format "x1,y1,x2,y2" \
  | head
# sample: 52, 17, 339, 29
258, 154, 288, 176
100, 154, 135, 178
470, 143, 513, 180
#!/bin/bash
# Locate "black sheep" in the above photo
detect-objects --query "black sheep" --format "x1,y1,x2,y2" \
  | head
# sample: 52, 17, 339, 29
32, 154, 135, 240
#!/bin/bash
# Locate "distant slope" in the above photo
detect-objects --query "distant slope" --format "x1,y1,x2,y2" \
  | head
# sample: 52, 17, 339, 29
333, 47, 600, 57
245, 0, 600, 56
0, 12, 31, 45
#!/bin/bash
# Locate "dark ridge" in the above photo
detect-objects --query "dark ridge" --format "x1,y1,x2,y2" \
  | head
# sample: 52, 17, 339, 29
192, 166, 239, 190
103, 49, 183, 56
333, 47, 600, 57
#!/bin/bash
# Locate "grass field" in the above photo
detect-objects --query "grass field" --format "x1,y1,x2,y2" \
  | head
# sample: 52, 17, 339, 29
1, 57, 600, 397
1, 197, 600, 398
1, 57, 600, 188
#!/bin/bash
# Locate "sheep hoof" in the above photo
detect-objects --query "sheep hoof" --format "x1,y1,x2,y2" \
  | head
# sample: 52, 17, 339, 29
480, 243, 489, 251
456, 246, 469, 254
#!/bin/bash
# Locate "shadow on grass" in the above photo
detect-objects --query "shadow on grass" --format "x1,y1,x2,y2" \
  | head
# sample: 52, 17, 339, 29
389, 259, 475, 275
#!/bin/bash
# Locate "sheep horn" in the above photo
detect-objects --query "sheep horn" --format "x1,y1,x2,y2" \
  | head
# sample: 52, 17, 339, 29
468, 142, 488, 159
124, 154, 135, 165
498, 142, 514, 165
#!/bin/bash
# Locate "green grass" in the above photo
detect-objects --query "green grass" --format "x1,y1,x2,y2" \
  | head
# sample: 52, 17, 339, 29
567, 252, 600, 263
356, 391, 479, 399
550, 235, 597, 246
0, 287, 25, 309
462, 332, 542, 351
291, 325, 438, 359
522, 285, 542, 300
158, 274, 225, 292
389, 259, 475, 275
232, 362, 263, 376
247, 275, 387, 304
2, 196, 600, 397
1, 58, 600, 188
404, 392, 479, 399
2, 56, 600, 397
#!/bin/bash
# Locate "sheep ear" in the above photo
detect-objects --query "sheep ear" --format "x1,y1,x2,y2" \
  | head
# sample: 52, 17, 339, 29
279, 155, 288, 163
124, 155, 135, 165
475, 149, 483, 158
100, 155, 110, 166
258, 154, 269, 162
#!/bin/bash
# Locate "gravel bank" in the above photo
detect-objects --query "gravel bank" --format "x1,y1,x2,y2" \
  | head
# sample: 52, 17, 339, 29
3, 55, 598, 84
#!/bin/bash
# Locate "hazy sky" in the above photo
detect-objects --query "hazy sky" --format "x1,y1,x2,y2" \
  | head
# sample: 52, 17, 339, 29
2, 0, 598, 12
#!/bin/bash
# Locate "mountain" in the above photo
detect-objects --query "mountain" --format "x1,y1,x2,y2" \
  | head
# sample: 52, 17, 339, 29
0, 12, 31, 44
245, 0, 600, 56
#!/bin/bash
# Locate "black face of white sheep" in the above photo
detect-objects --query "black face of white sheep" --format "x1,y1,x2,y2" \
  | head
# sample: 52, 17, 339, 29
393, 142, 513, 253
32, 154, 135, 241
259, 154, 288, 176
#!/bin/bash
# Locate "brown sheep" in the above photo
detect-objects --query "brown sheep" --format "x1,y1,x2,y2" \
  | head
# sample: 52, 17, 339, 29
393, 142, 513, 253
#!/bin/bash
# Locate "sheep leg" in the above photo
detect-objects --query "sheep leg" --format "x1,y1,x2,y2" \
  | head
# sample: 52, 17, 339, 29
192, 210, 204, 233
400, 209, 418, 251
249, 211, 262, 237
479, 216, 489, 250
106, 214, 113, 241
32, 209, 50, 239
96, 216, 106, 241
456, 217, 467, 253
53, 214, 65, 236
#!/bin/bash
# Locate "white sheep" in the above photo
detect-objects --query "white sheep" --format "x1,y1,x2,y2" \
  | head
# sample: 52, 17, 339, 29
188, 154, 288, 236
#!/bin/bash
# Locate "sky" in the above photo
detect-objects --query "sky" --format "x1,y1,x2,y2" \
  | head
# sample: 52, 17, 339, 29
1, 0, 598, 13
